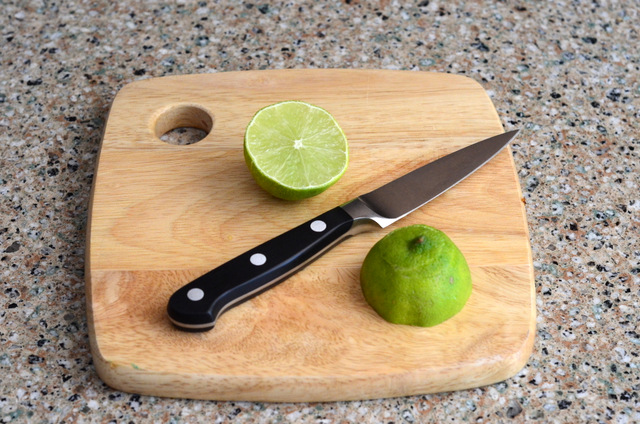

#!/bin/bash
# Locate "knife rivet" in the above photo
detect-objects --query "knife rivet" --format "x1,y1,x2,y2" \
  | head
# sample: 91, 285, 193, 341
187, 288, 205, 301
310, 220, 327, 232
250, 253, 267, 266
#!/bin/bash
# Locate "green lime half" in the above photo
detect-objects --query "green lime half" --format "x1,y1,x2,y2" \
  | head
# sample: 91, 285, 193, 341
244, 101, 348, 200
360, 224, 472, 327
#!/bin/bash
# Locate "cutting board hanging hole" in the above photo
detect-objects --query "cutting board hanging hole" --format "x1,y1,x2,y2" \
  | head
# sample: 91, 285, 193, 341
155, 104, 214, 145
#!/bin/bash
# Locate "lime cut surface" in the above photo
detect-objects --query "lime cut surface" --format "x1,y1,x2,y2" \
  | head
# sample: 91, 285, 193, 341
244, 101, 348, 200
360, 224, 472, 327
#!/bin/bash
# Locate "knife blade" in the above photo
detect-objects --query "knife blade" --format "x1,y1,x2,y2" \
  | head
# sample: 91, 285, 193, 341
167, 130, 520, 331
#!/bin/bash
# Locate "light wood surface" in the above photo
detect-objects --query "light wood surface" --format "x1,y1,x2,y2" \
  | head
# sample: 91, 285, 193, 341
86, 69, 535, 402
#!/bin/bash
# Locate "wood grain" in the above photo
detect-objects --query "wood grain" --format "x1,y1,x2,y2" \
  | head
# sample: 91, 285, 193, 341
86, 69, 535, 401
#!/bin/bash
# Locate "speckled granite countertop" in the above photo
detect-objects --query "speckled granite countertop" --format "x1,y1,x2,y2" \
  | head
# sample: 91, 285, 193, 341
1, 1, 638, 422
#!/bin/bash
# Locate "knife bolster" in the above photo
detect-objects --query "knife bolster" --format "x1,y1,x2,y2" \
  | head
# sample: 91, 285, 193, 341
341, 198, 396, 231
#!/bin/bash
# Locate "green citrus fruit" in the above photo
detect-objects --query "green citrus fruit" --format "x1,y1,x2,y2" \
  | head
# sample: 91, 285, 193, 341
360, 224, 472, 327
244, 100, 348, 201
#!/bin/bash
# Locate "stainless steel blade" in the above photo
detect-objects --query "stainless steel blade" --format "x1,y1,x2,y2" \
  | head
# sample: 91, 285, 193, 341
342, 130, 520, 229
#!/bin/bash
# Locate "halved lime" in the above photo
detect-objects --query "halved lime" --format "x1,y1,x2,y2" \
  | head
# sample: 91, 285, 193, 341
360, 225, 472, 327
244, 101, 348, 200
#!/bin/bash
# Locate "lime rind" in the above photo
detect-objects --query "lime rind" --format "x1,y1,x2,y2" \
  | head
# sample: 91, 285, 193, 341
244, 101, 348, 200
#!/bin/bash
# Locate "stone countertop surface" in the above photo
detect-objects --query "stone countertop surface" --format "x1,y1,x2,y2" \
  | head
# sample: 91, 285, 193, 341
1, 1, 638, 422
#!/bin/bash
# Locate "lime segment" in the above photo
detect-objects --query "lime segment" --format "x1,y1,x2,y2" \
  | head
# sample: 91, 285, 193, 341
244, 101, 348, 200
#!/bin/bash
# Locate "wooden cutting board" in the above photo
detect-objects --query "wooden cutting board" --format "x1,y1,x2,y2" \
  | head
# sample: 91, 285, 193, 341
86, 69, 535, 402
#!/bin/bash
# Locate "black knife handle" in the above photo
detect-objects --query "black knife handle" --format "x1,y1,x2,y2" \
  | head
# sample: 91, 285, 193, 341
167, 206, 355, 331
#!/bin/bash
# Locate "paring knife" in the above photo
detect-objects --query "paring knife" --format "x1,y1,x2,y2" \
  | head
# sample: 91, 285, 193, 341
167, 130, 520, 331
